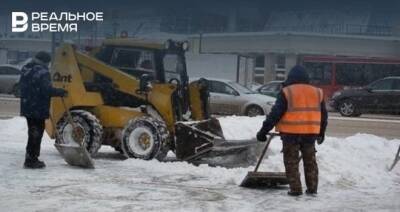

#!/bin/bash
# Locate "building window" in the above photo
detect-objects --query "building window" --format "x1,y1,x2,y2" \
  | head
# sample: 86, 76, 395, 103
254, 76, 264, 84
255, 55, 265, 68
276, 55, 286, 69
254, 68, 264, 75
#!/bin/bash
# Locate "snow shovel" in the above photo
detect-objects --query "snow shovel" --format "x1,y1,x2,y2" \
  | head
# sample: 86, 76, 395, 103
52, 98, 94, 169
388, 144, 400, 171
240, 133, 288, 188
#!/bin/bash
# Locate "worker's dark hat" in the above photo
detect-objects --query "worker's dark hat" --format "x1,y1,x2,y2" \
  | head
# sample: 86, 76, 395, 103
35, 51, 51, 64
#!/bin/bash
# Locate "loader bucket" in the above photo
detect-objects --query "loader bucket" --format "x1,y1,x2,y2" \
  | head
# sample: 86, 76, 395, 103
175, 118, 259, 166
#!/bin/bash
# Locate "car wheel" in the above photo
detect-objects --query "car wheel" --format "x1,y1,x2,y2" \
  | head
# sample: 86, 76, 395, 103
245, 105, 264, 117
338, 99, 358, 117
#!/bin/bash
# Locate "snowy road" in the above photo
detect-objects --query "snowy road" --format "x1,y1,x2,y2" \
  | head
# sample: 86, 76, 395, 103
326, 115, 400, 139
0, 117, 399, 211
1, 96, 400, 139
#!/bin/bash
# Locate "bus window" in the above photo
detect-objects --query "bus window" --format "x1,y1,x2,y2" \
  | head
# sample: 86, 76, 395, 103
336, 63, 366, 86
304, 62, 332, 85
336, 63, 400, 86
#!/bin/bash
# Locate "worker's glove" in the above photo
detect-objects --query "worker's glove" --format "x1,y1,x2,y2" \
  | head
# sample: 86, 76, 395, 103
256, 130, 267, 142
317, 135, 325, 145
60, 89, 68, 97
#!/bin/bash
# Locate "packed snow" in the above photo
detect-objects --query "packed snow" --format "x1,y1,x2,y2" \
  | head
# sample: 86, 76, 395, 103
0, 116, 399, 211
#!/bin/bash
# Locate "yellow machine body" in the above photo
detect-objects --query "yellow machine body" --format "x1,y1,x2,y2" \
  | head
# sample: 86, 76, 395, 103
46, 39, 211, 159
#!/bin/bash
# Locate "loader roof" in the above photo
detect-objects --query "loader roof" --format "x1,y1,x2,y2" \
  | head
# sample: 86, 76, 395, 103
102, 38, 164, 50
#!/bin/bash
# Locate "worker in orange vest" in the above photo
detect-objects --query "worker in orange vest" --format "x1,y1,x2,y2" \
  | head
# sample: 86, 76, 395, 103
257, 65, 328, 196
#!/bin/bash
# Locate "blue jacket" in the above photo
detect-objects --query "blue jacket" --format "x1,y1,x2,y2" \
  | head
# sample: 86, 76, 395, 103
259, 65, 328, 143
19, 61, 65, 119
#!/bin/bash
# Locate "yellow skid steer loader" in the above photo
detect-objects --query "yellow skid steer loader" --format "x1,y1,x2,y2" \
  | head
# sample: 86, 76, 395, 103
46, 39, 258, 167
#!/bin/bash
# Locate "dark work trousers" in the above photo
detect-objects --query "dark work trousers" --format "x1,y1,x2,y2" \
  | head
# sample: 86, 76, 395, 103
25, 118, 46, 160
282, 137, 318, 193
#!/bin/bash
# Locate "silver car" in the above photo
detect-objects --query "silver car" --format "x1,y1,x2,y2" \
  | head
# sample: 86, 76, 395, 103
255, 80, 283, 98
203, 79, 276, 116
0, 65, 21, 97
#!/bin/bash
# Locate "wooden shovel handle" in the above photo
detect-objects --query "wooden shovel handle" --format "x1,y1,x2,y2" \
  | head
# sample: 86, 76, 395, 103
389, 144, 400, 171
48, 116, 61, 140
60, 98, 84, 145
61, 98, 76, 129
254, 133, 279, 172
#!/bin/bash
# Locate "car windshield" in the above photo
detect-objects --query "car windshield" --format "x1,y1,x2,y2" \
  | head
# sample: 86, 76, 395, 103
227, 82, 255, 94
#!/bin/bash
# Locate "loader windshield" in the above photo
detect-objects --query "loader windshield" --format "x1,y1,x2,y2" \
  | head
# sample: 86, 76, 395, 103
109, 47, 156, 78
162, 51, 190, 117
163, 53, 185, 83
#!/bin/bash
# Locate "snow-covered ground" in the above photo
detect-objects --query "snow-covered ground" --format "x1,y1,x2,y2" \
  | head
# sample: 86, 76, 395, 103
0, 116, 399, 211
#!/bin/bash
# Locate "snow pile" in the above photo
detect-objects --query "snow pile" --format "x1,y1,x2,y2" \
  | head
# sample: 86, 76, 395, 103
0, 117, 399, 211
219, 115, 263, 140
219, 115, 400, 186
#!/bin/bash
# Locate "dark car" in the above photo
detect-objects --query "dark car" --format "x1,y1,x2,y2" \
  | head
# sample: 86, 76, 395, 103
255, 80, 283, 97
330, 77, 400, 116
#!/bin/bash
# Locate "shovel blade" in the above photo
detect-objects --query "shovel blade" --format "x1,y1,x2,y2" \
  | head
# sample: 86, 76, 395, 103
240, 171, 288, 188
54, 143, 94, 169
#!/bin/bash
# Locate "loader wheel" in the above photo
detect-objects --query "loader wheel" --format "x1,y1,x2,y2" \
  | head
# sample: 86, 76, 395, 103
121, 116, 169, 161
56, 110, 103, 155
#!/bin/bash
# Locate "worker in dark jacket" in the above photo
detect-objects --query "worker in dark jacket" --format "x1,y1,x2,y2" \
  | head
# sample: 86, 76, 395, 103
257, 65, 328, 196
20, 51, 67, 169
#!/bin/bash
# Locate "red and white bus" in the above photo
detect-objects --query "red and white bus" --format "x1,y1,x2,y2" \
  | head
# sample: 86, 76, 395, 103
302, 56, 400, 100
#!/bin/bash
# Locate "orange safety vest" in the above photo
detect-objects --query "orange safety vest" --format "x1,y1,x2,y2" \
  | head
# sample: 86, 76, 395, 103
276, 84, 323, 134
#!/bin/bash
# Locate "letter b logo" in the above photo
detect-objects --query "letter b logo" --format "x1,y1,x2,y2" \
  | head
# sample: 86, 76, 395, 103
12, 12, 28, 32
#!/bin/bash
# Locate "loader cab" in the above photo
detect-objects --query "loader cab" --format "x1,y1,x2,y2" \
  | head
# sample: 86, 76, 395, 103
95, 39, 188, 86
95, 45, 157, 79
161, 41, 191, 119
93, 39, 190, 114
161, 40, 189, 84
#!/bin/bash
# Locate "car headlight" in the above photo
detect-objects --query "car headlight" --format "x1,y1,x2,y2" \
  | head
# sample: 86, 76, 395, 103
332, 91, 342, 99
266, 101, 275, 106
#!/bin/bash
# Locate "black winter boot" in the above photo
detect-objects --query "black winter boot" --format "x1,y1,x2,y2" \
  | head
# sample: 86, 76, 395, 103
287, 191, 303, 196
305, 189, 317, 196
24, 157, 46, 169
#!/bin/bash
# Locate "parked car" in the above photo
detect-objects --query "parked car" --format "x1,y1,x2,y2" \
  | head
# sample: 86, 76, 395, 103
250, 82, 263, 91
195, 78, 276, 116
330, 77, 400, 117
255, 80, 283, 97
0, 65, 21, 97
